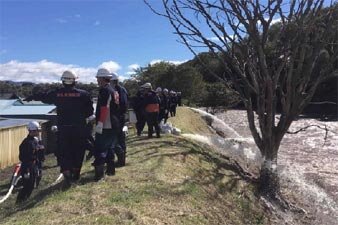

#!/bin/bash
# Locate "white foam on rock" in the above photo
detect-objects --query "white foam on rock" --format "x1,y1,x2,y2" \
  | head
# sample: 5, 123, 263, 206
189, 108, 241, 138
182, 108, 262, 165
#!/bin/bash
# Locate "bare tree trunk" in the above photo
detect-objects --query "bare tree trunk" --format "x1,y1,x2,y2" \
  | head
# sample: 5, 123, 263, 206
259, 145, 279, 199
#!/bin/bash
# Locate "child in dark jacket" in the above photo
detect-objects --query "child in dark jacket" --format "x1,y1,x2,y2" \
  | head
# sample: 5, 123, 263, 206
16, 121, 43, 203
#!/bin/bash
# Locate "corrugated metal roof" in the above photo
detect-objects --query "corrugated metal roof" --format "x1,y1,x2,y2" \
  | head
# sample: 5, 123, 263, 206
0, 118, 47, 129
21, 100, 53, 105
0, 105, 56, 115
0, 100, 19, 110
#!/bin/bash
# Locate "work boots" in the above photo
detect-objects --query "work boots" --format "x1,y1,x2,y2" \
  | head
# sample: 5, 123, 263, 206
62, 170, 72, 190
94, 165, 105, 181
116, 151, 126, 167
72, 168, 81, 182
106, 161, 116, 176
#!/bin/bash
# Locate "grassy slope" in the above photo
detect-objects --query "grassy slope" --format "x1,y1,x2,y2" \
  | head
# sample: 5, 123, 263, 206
0, 107, 269, 225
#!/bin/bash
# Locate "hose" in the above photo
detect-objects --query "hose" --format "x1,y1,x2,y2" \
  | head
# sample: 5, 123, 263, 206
0, 164, 21, 204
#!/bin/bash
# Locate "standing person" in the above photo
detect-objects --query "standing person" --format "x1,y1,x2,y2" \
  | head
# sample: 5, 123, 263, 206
142, 83, 161, 138
156, 87, 169, 124
24, 71, 94, 187
169, 91, 178, 117
93, 68, 120, 181
155, 87, 164, 122
132, 88, 146, 136
111, 73, 128, 167
162, 88, 170, 123
177, 92, 182, 106
16, 121, 41, 203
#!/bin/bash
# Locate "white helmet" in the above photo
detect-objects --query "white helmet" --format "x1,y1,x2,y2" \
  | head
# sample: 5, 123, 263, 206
61, 70, 77, 84
141, 82, 152, 89
27, 121, 41, 131
111, 72, 119, 81
156, 87, 162, 93
163, 88, 168, 93
96, 68, 112, 78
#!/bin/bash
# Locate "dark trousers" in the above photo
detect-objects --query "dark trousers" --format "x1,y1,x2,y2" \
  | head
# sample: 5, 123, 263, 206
58, 126, 86, 175
170, 106, 177, 117
113, 116, 126, 165
159, 109, 166, 123
135, 111, 146, 135
17, 163, 36, 202
94, 129, 118, 166
146, 112, 160, 137
117, 116, 126, 152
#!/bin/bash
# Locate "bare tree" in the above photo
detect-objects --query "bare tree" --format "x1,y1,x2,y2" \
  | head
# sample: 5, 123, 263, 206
145, 0, 338, 199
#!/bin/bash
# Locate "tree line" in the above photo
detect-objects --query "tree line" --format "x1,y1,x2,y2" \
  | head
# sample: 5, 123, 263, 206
0, 50, 336, 117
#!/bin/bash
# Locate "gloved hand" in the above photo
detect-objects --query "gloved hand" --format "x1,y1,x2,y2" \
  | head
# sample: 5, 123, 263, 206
95, 122, 103, 134
23, 96, 34, 102
51, 125, 58, 133
86, 115, 96, 124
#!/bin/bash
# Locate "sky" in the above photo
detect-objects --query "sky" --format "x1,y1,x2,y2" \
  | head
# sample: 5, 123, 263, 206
0, 0, 333, 84
0, 0, 194, 83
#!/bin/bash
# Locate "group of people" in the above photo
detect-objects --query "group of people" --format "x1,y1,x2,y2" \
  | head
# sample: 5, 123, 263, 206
18, 68, 128, 202
16, 69, 182, 202
131, 83, 181, 138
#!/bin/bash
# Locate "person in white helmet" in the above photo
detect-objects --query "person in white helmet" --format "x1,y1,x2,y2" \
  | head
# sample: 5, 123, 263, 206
16, 121, 42, 203
169, 90, 178, 117
93, 68, 120, 181
110, 73, 128, 167
142, 83, 161, 138
162, 88, 170, 123
156, 87, 169, 124
24, 70, 94, 188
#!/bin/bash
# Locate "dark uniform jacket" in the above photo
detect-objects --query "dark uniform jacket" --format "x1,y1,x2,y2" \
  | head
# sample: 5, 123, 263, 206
144, 91, 160, 113
170, 96, 178, 107
115, 85, 128, 115
132, 91, 144, 112
30, 87, 93, 127
159, 94, 169, 111
96, 84, 120, 130
19, 135, 38, 165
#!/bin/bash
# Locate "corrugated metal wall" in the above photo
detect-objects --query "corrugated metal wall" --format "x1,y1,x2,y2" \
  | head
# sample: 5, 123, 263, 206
0, 125, 27, 169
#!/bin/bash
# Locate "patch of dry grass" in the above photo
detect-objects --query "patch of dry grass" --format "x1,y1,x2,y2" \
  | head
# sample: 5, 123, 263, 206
0, 107, 268, 225
167, 107, 213, 135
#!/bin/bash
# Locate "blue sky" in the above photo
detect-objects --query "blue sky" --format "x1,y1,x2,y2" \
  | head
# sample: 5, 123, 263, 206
0, 0, 194, 83
1, 0, 333, 83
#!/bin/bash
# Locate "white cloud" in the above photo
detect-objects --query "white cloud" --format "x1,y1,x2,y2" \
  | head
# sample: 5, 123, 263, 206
208, 36, 223, 42
125, 64, 140, 76
99, 61, 121, 73
127, 64, 140, 71
270, 17, 281, 25
0, 60, 122, 84
149, 59, 187, 65
74, 14, 81, 18
94, 20, 101, 26
208, 34, 236, 42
